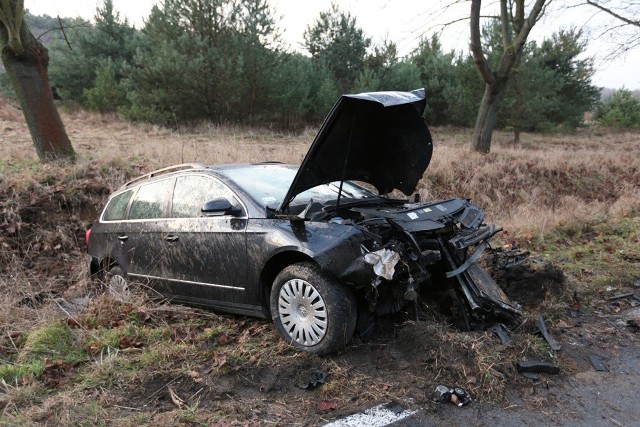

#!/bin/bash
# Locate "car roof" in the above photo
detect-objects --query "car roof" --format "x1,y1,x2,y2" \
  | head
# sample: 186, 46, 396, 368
118, 162, 295, 192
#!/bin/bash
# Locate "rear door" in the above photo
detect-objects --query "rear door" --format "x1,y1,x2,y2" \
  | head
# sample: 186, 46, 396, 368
124, 177, 175, 295
162, 174, 248, 309
91, 189, 135, 271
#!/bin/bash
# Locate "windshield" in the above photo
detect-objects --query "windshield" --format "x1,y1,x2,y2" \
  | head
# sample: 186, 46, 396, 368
220, 165, 376, 209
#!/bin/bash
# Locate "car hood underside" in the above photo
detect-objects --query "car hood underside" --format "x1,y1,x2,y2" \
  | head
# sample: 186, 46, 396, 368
279, 89, 433, 212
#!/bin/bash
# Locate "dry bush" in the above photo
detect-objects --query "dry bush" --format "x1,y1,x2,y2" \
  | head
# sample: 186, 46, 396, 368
417, 136, 640, 241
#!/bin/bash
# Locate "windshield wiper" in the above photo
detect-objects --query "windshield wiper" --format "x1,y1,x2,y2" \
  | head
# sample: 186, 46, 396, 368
329, 183, 356, 198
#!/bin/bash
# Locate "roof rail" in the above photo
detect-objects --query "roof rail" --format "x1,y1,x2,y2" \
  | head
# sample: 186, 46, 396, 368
123, 163, 208, 188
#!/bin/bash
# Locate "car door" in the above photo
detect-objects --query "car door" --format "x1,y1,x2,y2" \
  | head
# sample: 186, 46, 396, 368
92, 189, 135, 272
162, 174, 248, 309
123, 177, 175, 295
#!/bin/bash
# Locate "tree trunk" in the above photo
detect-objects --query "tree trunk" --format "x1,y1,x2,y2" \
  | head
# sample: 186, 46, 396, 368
1, 19, 75, 162
512, 61, 523, 145
469, 0, 547, 153
471, 80, 507, 153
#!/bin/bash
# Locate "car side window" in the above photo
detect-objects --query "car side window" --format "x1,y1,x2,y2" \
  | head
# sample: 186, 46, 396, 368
171, 175, 237, 218
102, 190, 133, 221
128, 179, 174, 220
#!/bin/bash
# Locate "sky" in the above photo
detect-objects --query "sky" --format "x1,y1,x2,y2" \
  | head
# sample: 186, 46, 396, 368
26, 0, 640, 89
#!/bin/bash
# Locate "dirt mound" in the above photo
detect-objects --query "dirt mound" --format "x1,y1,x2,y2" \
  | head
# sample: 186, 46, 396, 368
493, 262, 565, 308
0, 161, 142, 297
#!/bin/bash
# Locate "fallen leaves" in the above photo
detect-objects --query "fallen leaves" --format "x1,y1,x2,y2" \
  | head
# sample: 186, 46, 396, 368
38, 359, 80, 388
317, 400, 337, 411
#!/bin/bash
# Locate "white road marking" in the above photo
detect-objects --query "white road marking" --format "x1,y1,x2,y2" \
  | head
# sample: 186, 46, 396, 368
324, 403, 417, 427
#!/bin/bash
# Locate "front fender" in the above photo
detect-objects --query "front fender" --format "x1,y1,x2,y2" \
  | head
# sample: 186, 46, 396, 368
255, 220, 368, 280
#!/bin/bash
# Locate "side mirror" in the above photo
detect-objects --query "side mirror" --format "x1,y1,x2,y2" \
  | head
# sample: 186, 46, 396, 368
201, 198, 242, 217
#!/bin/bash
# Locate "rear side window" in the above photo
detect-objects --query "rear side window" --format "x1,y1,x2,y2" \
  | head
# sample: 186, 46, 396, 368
102, 190, 133, 221
171, 175, 237, 218
128, 179, 174, 220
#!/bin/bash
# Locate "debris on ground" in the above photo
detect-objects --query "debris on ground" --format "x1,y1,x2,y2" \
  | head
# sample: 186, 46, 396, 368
434, 385, 472, 407
627, 320, 640, 332
519, 372, 540, 381
607, 293, 634, 302
515, 360, 560, 375
487, 323, 512, 345
535, 315, 561, 351
588, 354, 609, 372
296, 369, 327, 390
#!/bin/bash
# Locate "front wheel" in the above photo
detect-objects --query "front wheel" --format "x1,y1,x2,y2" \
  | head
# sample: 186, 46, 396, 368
270, 262, 356, 355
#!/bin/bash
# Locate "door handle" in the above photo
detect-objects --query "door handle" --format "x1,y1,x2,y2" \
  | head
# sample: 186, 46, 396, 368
165, 235, 179, 242
117, 235, 128, 241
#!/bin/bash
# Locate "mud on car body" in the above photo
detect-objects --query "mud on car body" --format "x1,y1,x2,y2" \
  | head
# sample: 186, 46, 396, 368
87, 89, 521, 355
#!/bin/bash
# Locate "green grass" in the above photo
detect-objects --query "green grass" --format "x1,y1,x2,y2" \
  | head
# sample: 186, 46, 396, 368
539, 216, 640, 296
0, 361, 45, 386
1, 321, 87, 386
19, 321, 85, 363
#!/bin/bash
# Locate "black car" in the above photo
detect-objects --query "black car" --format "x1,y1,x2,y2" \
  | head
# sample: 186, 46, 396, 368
87, 89, 521, 355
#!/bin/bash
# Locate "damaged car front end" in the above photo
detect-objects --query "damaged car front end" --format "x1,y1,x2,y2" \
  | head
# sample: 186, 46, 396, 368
301, 196, 523, 332
273, 88, 522, 348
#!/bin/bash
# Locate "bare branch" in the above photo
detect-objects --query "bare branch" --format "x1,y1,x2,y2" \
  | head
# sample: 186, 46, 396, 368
586, 0, 640, 27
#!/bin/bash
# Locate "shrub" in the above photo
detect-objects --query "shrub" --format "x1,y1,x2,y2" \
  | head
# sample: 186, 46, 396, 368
594, 88, 640, 129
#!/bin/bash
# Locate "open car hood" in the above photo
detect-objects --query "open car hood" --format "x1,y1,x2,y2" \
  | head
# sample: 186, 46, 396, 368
278, 89, 432, 212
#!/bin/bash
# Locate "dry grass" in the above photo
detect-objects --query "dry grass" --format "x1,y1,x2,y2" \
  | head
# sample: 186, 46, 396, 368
3, 102, 638, 243
2, 99, 640, 424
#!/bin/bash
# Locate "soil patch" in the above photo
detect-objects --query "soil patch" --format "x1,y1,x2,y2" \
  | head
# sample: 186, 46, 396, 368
493, 262, 566, 308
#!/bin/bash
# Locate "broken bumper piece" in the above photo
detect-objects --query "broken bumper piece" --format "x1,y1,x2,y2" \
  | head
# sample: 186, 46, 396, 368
440, 233, 522, 329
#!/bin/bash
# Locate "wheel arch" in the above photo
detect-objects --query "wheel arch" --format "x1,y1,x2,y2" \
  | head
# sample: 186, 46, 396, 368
259, 250, 315, 317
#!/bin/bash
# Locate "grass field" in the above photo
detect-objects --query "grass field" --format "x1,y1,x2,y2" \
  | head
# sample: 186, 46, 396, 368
1, 98, 639, 425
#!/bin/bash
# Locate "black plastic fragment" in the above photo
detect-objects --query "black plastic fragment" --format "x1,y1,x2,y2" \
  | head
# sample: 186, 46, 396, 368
519, 371, 540, 380
487, 324, 512, 346
516, 360, 560, 375
384, 401, 406, 415
535, 315, 562, 351
607, 293, 634, 301
588, 354, 609, 372
296, 370, 327, 389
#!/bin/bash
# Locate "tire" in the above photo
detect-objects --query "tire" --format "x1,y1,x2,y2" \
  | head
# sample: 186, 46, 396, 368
270, 262, 356, 355
105, 266, 130, 301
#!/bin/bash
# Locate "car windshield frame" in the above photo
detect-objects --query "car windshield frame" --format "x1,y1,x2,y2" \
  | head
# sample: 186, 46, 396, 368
218, 165, 378, 210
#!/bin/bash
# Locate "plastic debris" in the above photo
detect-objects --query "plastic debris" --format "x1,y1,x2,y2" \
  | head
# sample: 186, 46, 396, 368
535, 315, 561, 351
434, 385, 472, 407
515, 360, 560, 375
297, 369, 327, 390
519, 372, 540, 380
588, 354, 608, 372
607, 293, 634, 302
487, 323, 512, 345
